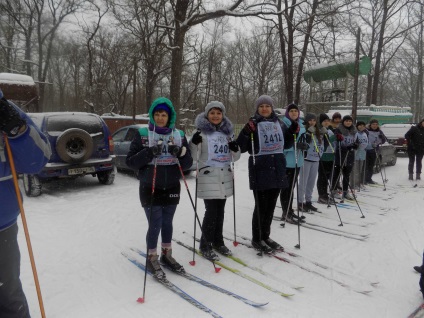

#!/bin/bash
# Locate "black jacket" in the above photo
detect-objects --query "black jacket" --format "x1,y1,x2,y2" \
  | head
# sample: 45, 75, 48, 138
405, 120, 424, 155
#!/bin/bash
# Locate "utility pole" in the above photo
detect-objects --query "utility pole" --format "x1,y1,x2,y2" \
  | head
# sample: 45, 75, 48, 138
352, 27, 361, 122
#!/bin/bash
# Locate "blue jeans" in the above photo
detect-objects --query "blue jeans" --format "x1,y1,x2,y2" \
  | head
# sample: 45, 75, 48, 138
144, 205, 177, 251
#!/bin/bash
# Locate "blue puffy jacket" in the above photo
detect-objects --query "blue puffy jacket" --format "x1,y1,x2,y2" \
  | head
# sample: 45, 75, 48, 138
282, 117, 306, 168
0, 101, 51, 231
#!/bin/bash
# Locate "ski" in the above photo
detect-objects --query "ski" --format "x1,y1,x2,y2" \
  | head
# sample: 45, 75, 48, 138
131, 248, 269, 308
183, 232, 304, 290
296, 222, 368, 241
298, 221, 369, 238
408, 302, 424, 318
122, 252, 223, 318
229, 236, 374, 294
172, 238, 295, 297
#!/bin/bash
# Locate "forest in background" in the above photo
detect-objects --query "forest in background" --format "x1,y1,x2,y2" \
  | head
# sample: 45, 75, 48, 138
1, 0, 424, 130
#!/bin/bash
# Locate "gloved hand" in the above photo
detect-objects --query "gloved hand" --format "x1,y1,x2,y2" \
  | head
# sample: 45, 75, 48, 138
168, 145, 187, 157
336, 133, 344, 141
242, 119, 256, 135
346, 145, 354, 151
297, 142, 309, 151
289, 121, 300, 134
320, 127, 328, 134
149, 145, 162, 157
352, 142, 359, 150
0, 98, 26, 137
307, 126, 315, 133
191, 130, 202, 145
228, 141, 239, 152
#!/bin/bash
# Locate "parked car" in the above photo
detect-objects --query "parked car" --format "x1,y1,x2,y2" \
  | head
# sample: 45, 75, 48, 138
24, 112, 116, 196
112, 124, 147, 172
373, 142, 397, 173
380, 123, 414, 153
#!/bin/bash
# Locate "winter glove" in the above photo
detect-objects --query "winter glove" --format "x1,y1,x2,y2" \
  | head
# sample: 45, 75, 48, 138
242, 119, 256, 135
191, 130, 202, 145
149, 145, 162, 157
346, 145, 355, 151
352, 142, 359, 150
0, 98, 26, 137
168, 145, 187, 157
335, 133, 344, 141
289, 121, 300, 134
297, 142, 309, 151
228, 140, 239, 152
307, 126, 315, 134
320, 127, 328, 134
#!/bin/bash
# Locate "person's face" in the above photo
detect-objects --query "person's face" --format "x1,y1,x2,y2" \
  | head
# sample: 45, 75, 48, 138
357, 124, 365, 131
154, 110, 169, 128
288, 108, 299, 121
308, 119, 317, 127
421, 121, 424, 127
207, 108, 223, 125
344, 120, 353, 127
370, 122, 379, 129
258, 104, 272, 117
322, 119, 330, 127
333, 117, 341, 124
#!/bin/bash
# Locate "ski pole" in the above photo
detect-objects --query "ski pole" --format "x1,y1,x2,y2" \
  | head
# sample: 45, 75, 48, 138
191, 140, 201, 266
228, 137, 238, 247
312, 133, 343, 226
281, 134, 298, 226
251, 132, 263, 256
374, 147, 387, 191
294, 135, 301, 249
347, 181, 365, 218
139, 156, 158, 303
4, 135, 46, 318
176, 157, 221, 273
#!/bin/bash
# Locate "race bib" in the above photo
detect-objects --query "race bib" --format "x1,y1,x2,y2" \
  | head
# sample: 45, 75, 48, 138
206, 132, 231, 167
257, 121, 284, 156
148, 130, 182, 165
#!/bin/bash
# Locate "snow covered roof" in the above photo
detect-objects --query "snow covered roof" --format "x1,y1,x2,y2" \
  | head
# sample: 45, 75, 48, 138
0, 73, 36, 86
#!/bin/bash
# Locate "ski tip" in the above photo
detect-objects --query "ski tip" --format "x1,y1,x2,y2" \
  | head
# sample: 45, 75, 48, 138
137, 297, 145, 303
233, 241, 239, 247
189, 261, 196, 266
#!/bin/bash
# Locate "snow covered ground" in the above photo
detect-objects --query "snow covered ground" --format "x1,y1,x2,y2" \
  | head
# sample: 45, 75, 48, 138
18, 154, 424, 318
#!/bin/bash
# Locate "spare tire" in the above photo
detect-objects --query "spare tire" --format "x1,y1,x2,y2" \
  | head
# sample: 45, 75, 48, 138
56, 128, 94, 163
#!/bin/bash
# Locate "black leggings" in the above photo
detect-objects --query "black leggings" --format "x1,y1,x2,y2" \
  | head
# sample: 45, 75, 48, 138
252, 188, 281, 242
408, 152, 424, 174
200, 199, 227, 248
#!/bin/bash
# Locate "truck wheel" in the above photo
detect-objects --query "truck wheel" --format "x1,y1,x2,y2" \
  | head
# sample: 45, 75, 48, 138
56, 128, 93, 163
23, 174, 42, 197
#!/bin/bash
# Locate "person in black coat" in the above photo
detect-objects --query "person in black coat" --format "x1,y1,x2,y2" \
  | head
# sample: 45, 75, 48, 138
405, 119, 424, 180
236, 95, 296, 253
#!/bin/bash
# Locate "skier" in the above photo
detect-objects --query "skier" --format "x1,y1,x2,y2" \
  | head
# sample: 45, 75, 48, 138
331, 115, 359, 200
297, 113, 324, 212
330, 112, 342, 130
0, 89, 51, 318
364, 119, 387, 185
189, 101, 241, 261
350, 121, 368, 190
236, 95, 296, 253
317, 113, 336, 204
279, 103, 308, 224
405, 119, 424, 181
126, 97, 193, 278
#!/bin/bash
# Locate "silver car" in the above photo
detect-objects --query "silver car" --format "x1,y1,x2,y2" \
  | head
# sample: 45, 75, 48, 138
112, 124, 147, 171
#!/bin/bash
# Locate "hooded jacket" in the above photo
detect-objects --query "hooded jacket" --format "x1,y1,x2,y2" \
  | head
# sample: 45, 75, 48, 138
1, 101, 51, 231
189, 112, 241, 199
334, 123, 357, 167
126, 97, 193, 206
405, 119, 424, 155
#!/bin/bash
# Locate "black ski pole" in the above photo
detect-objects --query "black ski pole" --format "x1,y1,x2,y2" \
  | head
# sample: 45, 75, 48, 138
281, 134, 298, 226
374, 147, 387, 191
139, 157, 158, 303
293, 135, 301, 249
190, 142, 200, 266
251, 132, 263, 256
229, 139, 239, 247
347, 180, 365, 218
313, 134, 343, 226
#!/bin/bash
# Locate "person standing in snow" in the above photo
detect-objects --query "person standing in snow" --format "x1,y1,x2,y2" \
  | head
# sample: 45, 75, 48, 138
236, 95, 296, 253
280, 103, 308, 224
330, 112, 342, 130
0, 89, 51, 318
331, 115, 359, 200
316, 113, 336, 204
189, 101, 241, 261
364, 119, 386, 185
405, 119, 424, 181
350, 121, 368, 190
126, 97, 193, 279
297, 113, 323, 212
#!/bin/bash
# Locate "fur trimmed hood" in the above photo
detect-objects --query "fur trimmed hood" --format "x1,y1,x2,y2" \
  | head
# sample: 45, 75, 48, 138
338, 123, 357, 136
195, 112, 234, 136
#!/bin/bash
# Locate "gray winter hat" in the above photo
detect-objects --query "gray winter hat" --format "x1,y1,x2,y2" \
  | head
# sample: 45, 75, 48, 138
255, 95, 274, 109
205, 101, 226, 116
304, 113, 317, 123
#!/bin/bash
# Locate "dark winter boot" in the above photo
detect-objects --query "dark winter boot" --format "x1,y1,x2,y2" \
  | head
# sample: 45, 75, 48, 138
306, 202, 318, 212
409, 173, 414, 180
146, 254, 166, 280
160, 248, 185, 273
417, 173, 421, 180
200, 244, 220, 261
213, 244, 232, 256
264, 238, 284, 251
251, 240, 274, 254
